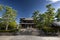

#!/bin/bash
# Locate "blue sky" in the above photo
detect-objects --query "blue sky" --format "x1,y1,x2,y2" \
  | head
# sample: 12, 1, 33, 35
0, 0, 60, 24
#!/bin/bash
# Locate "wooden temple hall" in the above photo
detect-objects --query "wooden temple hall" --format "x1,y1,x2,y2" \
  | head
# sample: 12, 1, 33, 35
20, 18, 35, 28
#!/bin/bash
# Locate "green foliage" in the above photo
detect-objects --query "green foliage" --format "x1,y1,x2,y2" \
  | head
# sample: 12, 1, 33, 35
0, 29, 18, 33
32, 10, 39, 24
32, 10, 39, 28
56, 8, 60, 21
0, 4, 17, 31
42, 26, 52, 32
2, 6, 17, 22
0, 21, 17, 30
45, 4, 55, 27
0, 5, 3, 11
32, 4, 56, 33
8, 21, 17, 30
1, 5, 17, 30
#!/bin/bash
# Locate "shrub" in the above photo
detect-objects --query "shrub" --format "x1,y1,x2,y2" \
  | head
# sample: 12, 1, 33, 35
0, 29, 19, 33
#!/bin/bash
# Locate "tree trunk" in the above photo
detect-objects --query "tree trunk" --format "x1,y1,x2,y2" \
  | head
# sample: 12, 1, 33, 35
5, 22, 9, 30
6, 24, 8, 30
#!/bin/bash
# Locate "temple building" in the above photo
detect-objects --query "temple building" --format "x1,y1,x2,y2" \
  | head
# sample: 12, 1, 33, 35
20, 18, 35, 28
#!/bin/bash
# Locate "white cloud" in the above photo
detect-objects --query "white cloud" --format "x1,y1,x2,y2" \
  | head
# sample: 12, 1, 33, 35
47, 0, 60, 3
0, 17, 2, 18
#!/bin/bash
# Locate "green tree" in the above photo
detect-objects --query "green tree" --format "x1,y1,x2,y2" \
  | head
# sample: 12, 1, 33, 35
32, 4, 55, 31
37, 14, 45, 29
0, 5, 3, 11
45, 4, 55, 27
32, 10, 39, 28
32, 11, 45, 29
0, 5, 17, 30
2, 6, 17, 30
41, 4, 55, 33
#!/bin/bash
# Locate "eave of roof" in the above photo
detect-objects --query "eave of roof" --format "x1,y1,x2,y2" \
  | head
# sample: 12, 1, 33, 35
20, 23, 34, 24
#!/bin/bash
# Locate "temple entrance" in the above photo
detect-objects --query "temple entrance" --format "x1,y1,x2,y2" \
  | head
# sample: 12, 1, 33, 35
21, 24, 35, 28
20, 27, 40, 35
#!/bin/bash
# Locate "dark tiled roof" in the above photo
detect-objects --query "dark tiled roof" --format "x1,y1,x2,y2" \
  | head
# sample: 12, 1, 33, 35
52, 21, 60, 27
20, 18, 33, 20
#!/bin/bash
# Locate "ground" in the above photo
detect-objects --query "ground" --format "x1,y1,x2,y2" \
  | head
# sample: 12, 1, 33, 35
0, 28, 60, 40
0, 35, 60, 40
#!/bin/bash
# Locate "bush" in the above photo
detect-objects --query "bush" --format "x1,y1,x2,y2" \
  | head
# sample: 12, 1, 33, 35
0, 30, 10, 32
8, 21, 17, 30
42, 26, 55, 33
10, 29, 19, 32
0, 29, 19, 33
0, 21, 17, 30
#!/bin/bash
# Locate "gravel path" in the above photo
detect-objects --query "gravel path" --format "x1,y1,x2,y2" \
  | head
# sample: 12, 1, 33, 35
0, 35, 60, 40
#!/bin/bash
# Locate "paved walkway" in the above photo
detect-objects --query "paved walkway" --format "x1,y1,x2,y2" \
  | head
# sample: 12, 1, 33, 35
20, 28, 41, 35
0, 35, 60, 40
